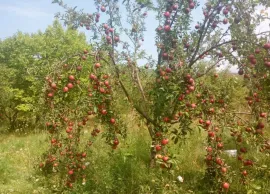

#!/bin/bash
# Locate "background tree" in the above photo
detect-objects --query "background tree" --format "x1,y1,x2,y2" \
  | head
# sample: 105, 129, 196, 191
0, 20, 89, 132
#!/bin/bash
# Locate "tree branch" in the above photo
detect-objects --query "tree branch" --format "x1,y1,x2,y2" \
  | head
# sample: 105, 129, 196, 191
195, 59, 223, 79
189, 1, 224, 67
106, 52, 159, 127
190, 40, 235, 66
157, 0, 183, 69
134, 64, 147, 101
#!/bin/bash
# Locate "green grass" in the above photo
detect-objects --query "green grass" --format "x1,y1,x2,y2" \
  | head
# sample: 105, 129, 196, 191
0, 123, 269, 194
0, 133, 48, 194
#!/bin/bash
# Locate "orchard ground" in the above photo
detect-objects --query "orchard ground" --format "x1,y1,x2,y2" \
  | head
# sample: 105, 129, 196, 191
0, 113, 269, 194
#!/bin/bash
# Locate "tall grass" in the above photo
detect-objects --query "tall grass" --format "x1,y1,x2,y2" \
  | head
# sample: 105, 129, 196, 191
0, 121, 269, 194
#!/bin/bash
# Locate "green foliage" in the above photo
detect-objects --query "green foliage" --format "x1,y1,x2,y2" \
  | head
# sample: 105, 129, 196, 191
0, 20, 89, 132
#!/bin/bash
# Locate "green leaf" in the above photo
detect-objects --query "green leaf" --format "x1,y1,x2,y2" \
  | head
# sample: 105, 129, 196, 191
16, 104, 32, 112
93, 106, 97, 113
251, 184, 261, 190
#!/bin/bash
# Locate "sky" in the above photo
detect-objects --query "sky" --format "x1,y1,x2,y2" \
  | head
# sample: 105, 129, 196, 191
0, 0, 269, 72
0, 0, 159, 65
0, 0, 103, 39
0, 0, 207, 38
0, 0, 205, 66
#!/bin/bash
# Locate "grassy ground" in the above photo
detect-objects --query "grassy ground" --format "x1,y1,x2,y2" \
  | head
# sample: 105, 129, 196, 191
0, 132, 48, 193
0, 122, 269, 194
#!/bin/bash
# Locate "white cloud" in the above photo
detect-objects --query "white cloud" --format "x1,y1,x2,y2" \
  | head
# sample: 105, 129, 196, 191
0, 4, 51, 18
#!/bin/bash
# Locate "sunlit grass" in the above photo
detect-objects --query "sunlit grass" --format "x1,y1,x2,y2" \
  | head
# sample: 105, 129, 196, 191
0, 121, 269, 193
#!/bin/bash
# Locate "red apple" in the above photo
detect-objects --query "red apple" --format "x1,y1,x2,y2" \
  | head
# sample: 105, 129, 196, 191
161, 138, 169, 145
162, 156, 169, 162
67, 83, 74, 89
101, 6, 106, 12
164, 11, 171, 18
216, 157, 223, 165
242, 170, 248, 176
223, 9, 229, 15
263, 42, 270, 49
155, 145, 162, 151
81, 152, 87, 157
221, 167, 227, 173
260, 112, 267, 118
47, 93, 54, 98
68, 170, 74, 175
110, 118, 116, 124
68, 75, 75, 81
51, 83, 57, 89
222, 182, 230, 190
189, 2, 195, 9
223, 18, 228, 24
113, 139, 119, 145
164, 25, 171, 32
95, 63, 101, 68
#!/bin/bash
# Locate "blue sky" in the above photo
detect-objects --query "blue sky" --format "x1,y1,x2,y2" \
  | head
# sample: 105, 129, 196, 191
0, 0, 91, 39
0, 0, 206, 38
0, 0, 269, 73
0, 0, 205, 52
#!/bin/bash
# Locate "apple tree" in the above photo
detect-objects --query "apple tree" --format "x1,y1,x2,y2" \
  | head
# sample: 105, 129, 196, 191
39, 0, 270, 192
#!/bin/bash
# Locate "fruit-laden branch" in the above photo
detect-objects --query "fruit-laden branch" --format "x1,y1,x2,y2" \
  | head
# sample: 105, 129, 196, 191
109, 2, 115, 56
97, 52, 159, 128
189, 1, 224, 67
170, 58, 221, 123
190, 40, 235, 67
157, 0, 183, 69
188, 5, 216, 67
190, 37, 265, 68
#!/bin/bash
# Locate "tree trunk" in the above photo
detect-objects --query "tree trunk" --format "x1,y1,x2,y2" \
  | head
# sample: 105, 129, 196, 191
9, 118, 16, 132
149, 140, 156, 168
9, 111, 18, 132
146, 123, 156, 168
